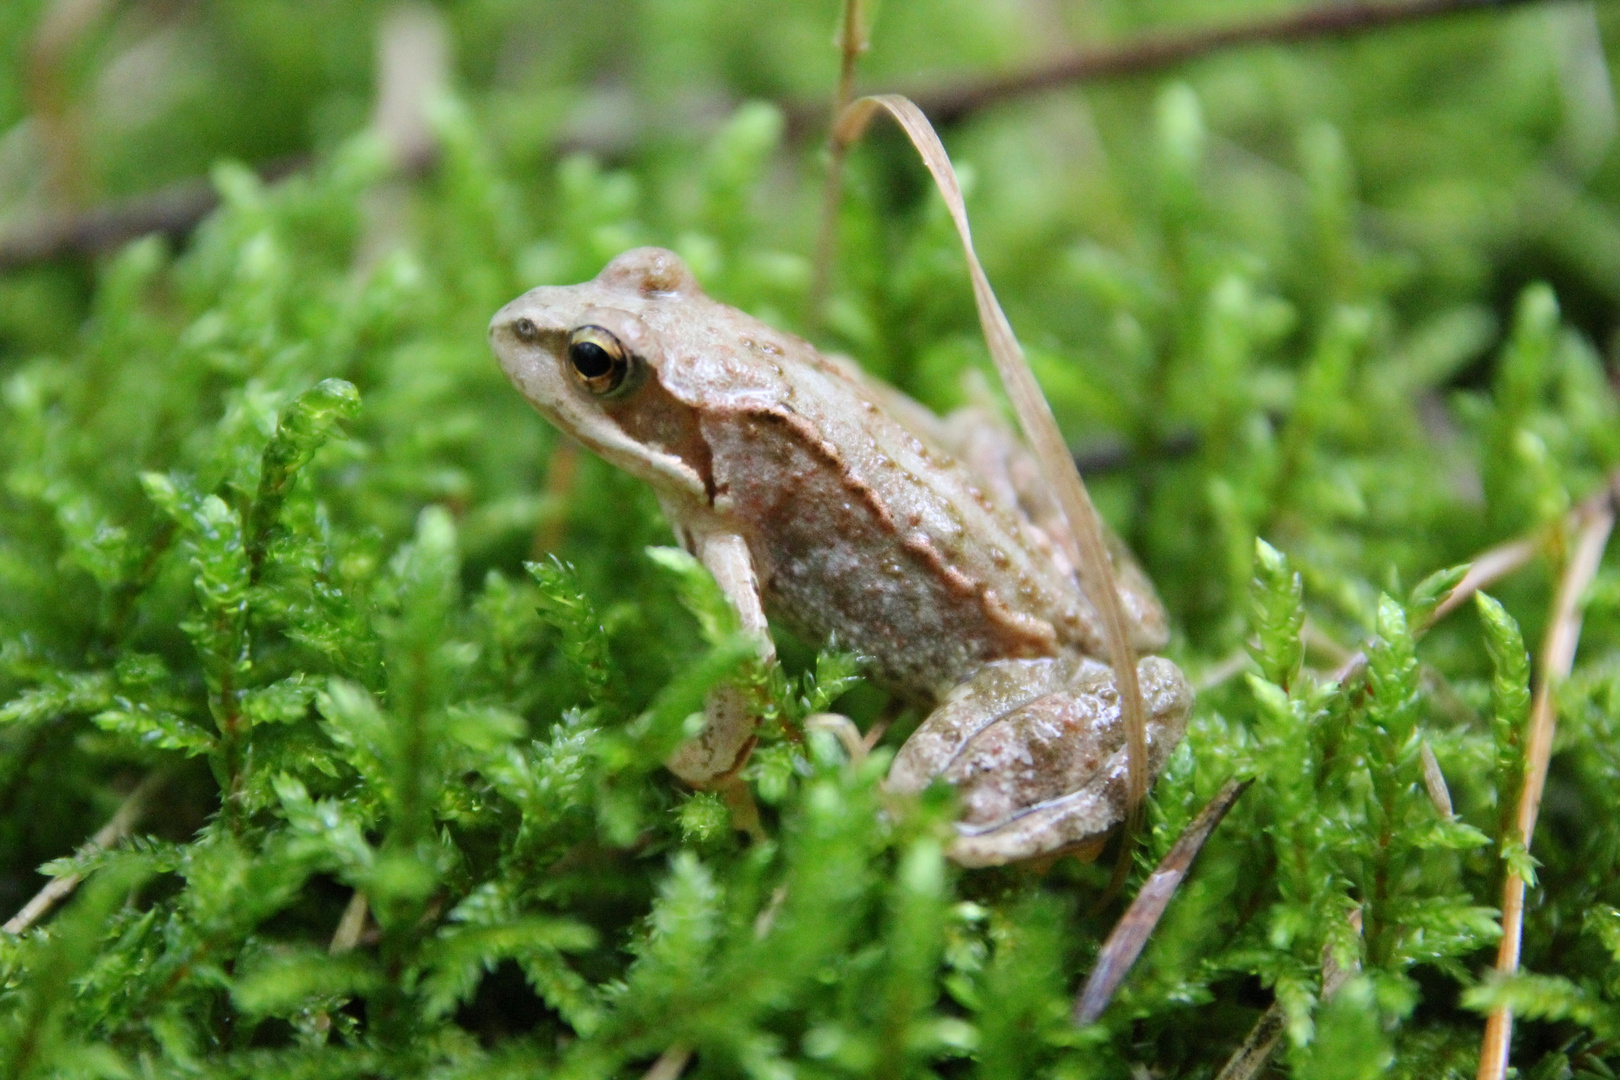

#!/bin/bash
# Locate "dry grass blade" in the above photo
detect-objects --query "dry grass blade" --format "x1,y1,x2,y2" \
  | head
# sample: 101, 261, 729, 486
805, 712, 868, 763
642, 1044, 693, 1080
329, 890, 370, 955
831, 94, 1151, 828
1430, 534, 1543, 624
1213, 1005, 1289, 1080
1073, 777, 1251, 1025
1419, 740, 1454, 817
1477, 494, 1616, 1080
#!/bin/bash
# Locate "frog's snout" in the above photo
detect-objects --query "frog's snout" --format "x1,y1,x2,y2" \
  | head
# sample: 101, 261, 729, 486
487, 297, 533, 349
488, 297, 554, 399
489, 292, 564, 366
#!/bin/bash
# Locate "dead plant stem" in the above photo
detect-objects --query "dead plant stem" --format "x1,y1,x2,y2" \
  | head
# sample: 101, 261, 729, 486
809, 0, 869, 323
4, 1, 1567, 269
1221, 470, 1619, 1078
642, 1044, 693, 1080
832, 94, 1151, 848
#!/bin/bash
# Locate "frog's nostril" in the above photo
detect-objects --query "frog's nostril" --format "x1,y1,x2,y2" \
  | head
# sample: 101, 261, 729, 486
512, 316, 541, 343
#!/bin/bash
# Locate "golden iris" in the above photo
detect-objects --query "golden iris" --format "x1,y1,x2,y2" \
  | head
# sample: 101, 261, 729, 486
567, 325, 637, 396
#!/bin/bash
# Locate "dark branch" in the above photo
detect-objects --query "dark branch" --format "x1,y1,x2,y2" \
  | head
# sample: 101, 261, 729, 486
0, 156, 307, 272
905, 0, 1565, 127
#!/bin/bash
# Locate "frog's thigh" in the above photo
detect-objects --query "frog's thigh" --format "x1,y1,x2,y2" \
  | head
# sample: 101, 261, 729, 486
666, 531, 776, 787
938, 405, 1051, 534
887, 656, 1078, 796
946, 656, 1192, 868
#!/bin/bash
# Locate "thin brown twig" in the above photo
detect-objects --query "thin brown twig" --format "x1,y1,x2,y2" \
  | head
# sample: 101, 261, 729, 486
1330, 524, 1561, 686
0, 0, 1565, 272
1433, 534, 1545, 624
1217, 473, 1619, 1076
1477, 494, 1617, 1080
0, 156, 308, 271
1214, 910, 1363, 1080
3, 767, 171, 935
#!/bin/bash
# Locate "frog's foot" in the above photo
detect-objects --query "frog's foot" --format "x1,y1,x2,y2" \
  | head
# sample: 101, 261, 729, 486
887, 655, 1193, 868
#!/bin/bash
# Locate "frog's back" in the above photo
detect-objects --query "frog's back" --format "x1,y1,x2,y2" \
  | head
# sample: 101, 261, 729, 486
650, 306, 1115, 696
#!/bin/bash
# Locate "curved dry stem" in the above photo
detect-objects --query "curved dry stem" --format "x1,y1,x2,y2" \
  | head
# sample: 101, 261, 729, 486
805, 712, 869, 764
1214, 474, 1619, 1080
1214, 909, 1363, 1080
830, 94, 1151, 831
1331, 528, 1550, 687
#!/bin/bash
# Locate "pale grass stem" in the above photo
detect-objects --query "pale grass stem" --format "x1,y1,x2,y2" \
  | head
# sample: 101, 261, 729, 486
1477, 489, 1616, 1080
3, 767, 171, 936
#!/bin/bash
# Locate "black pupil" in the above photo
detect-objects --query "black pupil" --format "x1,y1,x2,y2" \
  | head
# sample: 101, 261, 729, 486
570, 340, 614, 379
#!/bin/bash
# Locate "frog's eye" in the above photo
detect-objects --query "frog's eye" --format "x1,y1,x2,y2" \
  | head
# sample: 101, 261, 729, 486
567, 325, 640, 397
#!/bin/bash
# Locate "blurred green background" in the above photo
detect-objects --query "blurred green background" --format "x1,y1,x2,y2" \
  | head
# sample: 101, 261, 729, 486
2, 1, 1619, 1077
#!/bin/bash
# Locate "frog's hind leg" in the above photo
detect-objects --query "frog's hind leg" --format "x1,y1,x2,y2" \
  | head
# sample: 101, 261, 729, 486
892, 655, 1192, 868
886, 656, 1076, 797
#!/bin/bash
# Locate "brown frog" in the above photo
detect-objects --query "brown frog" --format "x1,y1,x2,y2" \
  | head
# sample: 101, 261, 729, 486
489, 247, 1191, 866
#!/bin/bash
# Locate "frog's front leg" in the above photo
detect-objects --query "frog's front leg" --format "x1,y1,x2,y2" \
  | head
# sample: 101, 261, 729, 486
888, 656, 1192, 867
664, 527, 776, 788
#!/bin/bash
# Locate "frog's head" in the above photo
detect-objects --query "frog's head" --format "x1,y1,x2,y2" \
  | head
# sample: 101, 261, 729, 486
490, 247, 714, 505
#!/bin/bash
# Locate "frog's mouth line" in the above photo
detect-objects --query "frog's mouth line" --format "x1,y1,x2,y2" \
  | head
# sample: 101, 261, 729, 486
548, 403, 710, 505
